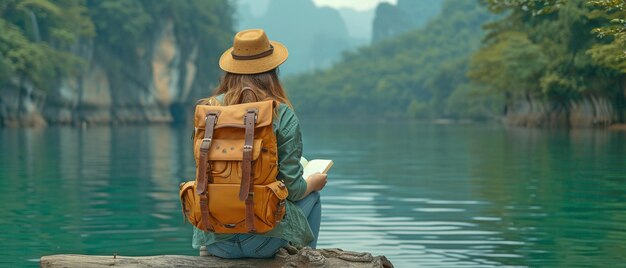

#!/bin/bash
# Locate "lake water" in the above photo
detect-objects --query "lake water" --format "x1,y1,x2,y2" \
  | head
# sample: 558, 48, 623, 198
1, 122, 625, 267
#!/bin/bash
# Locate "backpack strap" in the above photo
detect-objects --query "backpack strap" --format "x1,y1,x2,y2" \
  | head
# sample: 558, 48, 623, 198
240, 108, 258, 233
191, 97, 221, 141
197, 112, 219, 232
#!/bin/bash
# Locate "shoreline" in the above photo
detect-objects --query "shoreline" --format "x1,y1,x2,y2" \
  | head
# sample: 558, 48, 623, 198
3, 118, 626, 129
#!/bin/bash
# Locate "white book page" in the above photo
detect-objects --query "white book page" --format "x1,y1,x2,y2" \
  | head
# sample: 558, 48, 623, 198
301, 157, 333, 180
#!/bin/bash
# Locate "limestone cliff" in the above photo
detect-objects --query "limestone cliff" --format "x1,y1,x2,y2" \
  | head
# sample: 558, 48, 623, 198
1, 20, 217, 127
505, 95, 620, 128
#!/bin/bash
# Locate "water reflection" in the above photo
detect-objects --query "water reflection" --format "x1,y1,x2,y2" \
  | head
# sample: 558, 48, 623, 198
0, 125, 198, 267
301, 122, 626, 267
466, 127, 626, 267
0, 122, 625, 267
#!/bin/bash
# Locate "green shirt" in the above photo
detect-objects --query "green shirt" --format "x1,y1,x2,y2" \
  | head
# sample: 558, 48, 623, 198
191, 99, 314, 248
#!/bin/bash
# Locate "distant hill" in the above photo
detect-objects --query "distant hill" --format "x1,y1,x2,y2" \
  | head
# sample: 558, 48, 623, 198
372, 0, 444, 42
286, 0, 498, 119
235, 0, 354, 75
236, 0, 270, 18
337, 7, 375, 44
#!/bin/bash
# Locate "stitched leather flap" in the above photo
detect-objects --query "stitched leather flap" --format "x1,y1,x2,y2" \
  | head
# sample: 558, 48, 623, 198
179, 181, 195, 197
195, 100, 275, 129
205, 139, 262, 161
266, 181, 288, 200
179, 181, 197, 223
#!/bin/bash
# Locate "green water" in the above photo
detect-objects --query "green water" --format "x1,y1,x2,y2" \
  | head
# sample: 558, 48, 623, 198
1, 122, 625, 267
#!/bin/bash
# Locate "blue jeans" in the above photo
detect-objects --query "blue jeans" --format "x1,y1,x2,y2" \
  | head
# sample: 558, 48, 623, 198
206, 191, 322, 258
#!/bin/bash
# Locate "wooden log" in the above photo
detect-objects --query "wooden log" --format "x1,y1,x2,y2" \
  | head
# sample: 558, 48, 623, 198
40, 247, 394, 268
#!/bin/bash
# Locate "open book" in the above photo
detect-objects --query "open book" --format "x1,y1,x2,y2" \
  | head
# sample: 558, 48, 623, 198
300, 157, 333, 180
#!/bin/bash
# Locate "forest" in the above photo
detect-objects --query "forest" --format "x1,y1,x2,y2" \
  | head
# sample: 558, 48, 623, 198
0, 0, 232, 92
287, 0, 626, 126
0, 0, 233, 126
1, 0, 625, 127
286, 0, 497, 119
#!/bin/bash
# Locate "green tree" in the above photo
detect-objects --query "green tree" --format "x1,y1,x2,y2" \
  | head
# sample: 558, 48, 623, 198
473, 0, 623, 111
287, 0, 496, 119
587, 0, 626, 71
0, 0, 93, 90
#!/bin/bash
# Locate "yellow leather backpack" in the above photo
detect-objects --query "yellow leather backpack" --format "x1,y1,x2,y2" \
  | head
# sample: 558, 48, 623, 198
179, 96, 288, 233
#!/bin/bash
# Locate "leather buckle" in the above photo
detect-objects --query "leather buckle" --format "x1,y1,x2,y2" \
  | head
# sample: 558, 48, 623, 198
200, 138, 212, 152
243, 144, 253, 152
206, 112, 219, 121
204, 113, 218, 129
245, 109, 258, 123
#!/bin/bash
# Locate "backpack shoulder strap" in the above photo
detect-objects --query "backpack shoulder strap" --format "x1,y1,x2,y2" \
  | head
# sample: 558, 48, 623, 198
241, 108, 258, 233
196, 96, 222, 107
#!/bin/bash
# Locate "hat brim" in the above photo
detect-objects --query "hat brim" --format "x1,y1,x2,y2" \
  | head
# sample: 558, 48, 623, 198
219, 41, 288, 74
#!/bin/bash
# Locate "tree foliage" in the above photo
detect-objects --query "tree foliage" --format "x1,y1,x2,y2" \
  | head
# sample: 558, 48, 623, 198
0, 0, 93, 90
286, 0, 498, 119
483, 0, 565, 15
287, 0, 626, 121
0, 0, 233, 96
587, 0, 626, 71
471, 0, 624, 110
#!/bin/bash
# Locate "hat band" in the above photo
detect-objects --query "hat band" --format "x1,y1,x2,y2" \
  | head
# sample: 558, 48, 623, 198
231, 45, 274, 60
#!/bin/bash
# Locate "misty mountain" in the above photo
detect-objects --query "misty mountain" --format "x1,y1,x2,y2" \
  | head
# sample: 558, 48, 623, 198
286, 0, 495, 119
234, 0, 355, 75
235, 0, 270, 18
337, 7, 375, 44
373, 0, 444, 42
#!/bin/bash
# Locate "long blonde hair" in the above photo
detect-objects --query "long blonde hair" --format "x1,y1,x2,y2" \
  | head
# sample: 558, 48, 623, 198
200, 68, 292, 107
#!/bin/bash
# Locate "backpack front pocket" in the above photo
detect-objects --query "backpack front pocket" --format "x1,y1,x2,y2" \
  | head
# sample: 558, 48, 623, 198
207, 184, 247, 231
200, 182, 288, 234
254, 181, 288, 227
179, 181, 203, 228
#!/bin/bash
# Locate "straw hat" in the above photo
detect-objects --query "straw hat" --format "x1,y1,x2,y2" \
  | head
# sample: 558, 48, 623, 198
219, 29, 288, 74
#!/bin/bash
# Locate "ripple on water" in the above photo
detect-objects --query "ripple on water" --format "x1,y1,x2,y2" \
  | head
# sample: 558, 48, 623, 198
2, 124, 626, 267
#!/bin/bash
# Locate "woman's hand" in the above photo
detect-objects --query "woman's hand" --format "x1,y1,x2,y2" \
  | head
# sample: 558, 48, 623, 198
302, 172, 328, 199
308, 172, 328, 191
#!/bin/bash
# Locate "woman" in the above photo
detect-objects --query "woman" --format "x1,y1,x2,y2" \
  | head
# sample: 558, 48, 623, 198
192, 29, 328, 258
